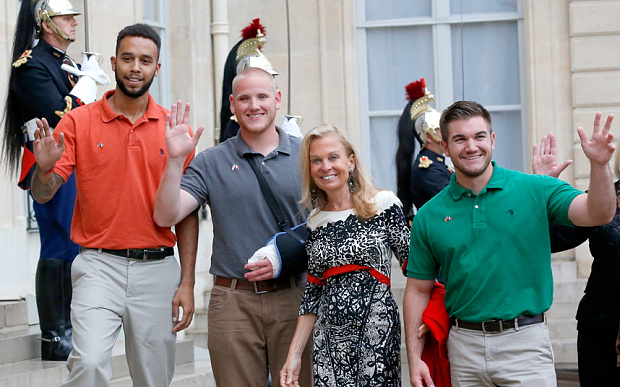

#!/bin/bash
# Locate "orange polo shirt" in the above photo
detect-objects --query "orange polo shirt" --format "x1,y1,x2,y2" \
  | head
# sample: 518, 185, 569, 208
52, 90, 194, 249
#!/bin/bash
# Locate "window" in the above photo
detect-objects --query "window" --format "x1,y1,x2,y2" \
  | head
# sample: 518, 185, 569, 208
143, 0, 170, 107
356, 0, 525, 192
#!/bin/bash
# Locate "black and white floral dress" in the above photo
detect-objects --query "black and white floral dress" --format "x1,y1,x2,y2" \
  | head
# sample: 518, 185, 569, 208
300, 190, 410, 386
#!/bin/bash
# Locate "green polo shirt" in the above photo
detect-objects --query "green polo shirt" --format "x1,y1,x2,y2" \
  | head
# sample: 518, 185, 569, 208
407, 162, 582, 321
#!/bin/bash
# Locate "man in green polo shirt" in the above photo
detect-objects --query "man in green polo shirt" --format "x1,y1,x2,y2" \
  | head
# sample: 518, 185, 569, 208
403, 100, 616, 387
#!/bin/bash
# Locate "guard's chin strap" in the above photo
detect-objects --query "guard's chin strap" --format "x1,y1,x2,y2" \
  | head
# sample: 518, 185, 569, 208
41, 11, 72, 42
427, 129, 442, 144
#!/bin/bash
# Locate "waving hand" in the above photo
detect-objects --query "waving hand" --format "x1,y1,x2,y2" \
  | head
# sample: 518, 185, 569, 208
165, 101, 204, 160
577, 112, 615, 166
33, 118, 64, 172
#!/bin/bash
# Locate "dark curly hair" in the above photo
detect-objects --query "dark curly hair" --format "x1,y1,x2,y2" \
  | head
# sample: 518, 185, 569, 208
115, 23, 161, 60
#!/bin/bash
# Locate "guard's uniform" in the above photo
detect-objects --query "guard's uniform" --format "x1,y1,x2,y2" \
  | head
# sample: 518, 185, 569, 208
12, 38, 83, 192
9, 37, 84, 360
410, 147, 451, 210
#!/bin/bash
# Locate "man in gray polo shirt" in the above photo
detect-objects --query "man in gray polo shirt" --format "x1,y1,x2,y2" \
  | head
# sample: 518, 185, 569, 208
153, 67, 312, 387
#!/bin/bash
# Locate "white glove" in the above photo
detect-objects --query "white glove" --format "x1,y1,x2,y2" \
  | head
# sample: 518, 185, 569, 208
281, 116, 303, 138
61, 53, 110, 86
70, 75, 97, 104
247, 242, 280, 278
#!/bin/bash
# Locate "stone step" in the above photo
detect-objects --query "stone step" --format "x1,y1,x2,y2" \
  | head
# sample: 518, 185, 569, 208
548, 298, 580, 320
0, 325, 39, 366
552, 338, 578, 364
0, 338, 196, 386
547, 317, 578, 340
185, 310, 208, 349
0, 300, 29, 331
553, 278, 586, 301
552, 260, 577, 280
191, 309, 209, 332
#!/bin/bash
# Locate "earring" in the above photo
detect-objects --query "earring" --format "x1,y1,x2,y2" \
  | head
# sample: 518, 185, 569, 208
310, 187, 318, 203
348, 169, 356, 194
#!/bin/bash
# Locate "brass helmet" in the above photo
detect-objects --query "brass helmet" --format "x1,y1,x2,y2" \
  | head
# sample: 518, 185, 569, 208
406, 78, 441, 146
34, 0, 80, 42
236, 29, 279, 75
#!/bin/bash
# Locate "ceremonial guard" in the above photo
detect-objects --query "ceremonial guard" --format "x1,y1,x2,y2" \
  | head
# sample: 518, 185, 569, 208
2, 0, 107, 361
396, 78, 451, 221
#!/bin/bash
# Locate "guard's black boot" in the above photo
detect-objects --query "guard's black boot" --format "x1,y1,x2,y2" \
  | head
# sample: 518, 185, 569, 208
36, 259, 73, 361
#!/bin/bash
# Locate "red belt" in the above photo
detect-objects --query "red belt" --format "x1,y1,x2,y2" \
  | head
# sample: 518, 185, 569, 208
214, 276, 298, 294
307, 264, 390, 287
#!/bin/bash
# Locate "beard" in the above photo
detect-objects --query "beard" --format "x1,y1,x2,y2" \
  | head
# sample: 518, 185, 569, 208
115, 69, 154, 99
453, 155, 492, 178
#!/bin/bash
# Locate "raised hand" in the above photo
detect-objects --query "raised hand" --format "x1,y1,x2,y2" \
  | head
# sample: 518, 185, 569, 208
165, 100, 204, 160
33, 118, 64, 172
532, 132, 573, 178
577, 112, 615, 166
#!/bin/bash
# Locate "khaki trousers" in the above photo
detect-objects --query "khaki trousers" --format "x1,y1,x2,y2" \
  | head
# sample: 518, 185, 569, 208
208, 281, 313, 387
61, 249, 181, 387
447, 322, 556, 387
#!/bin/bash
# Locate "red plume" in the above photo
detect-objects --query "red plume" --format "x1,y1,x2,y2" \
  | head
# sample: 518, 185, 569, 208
405, 78, 426, 101
241, 18, 266, 39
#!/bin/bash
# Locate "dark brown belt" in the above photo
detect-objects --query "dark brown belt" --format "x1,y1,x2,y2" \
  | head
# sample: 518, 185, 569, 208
451, 314, 545, 333
100, 247, 174, 260
214, 275, 298, 294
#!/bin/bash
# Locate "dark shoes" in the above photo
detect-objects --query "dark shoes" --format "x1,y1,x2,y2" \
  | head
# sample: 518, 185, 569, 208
41, 332, 73, 361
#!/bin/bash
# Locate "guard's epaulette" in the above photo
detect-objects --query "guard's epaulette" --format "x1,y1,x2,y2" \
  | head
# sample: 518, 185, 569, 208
12, 50, 33, 68
55, 96, 73, 119
419, 155, 433, 169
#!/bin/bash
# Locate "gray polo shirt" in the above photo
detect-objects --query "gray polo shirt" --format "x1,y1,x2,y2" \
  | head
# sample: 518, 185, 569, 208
180, 127, 305, 279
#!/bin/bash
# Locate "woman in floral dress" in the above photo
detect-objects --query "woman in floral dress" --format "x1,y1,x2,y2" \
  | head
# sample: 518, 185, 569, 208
281, 125, 410, 386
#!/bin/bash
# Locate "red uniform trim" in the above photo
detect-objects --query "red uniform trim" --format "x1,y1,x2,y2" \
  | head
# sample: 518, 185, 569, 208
18, 146, 36, 190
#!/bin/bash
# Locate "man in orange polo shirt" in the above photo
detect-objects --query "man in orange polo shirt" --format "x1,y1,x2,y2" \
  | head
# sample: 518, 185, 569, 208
30, 24, 197, 387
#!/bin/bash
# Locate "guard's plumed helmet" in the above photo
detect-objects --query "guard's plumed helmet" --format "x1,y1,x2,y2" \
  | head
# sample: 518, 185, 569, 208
406, 78, 441, 147
34, 0, 80, 41
235, 19, 279, 76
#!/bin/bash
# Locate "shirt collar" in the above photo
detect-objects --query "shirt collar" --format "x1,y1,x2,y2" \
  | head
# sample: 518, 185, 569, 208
37, 39, 65, 63
235, 126, 292, 158
100, 90, 161, 123
448, 161, 505, 199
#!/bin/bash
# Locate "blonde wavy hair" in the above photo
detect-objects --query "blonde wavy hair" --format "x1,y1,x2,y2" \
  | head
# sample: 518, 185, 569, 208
299, 124, 378, 221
